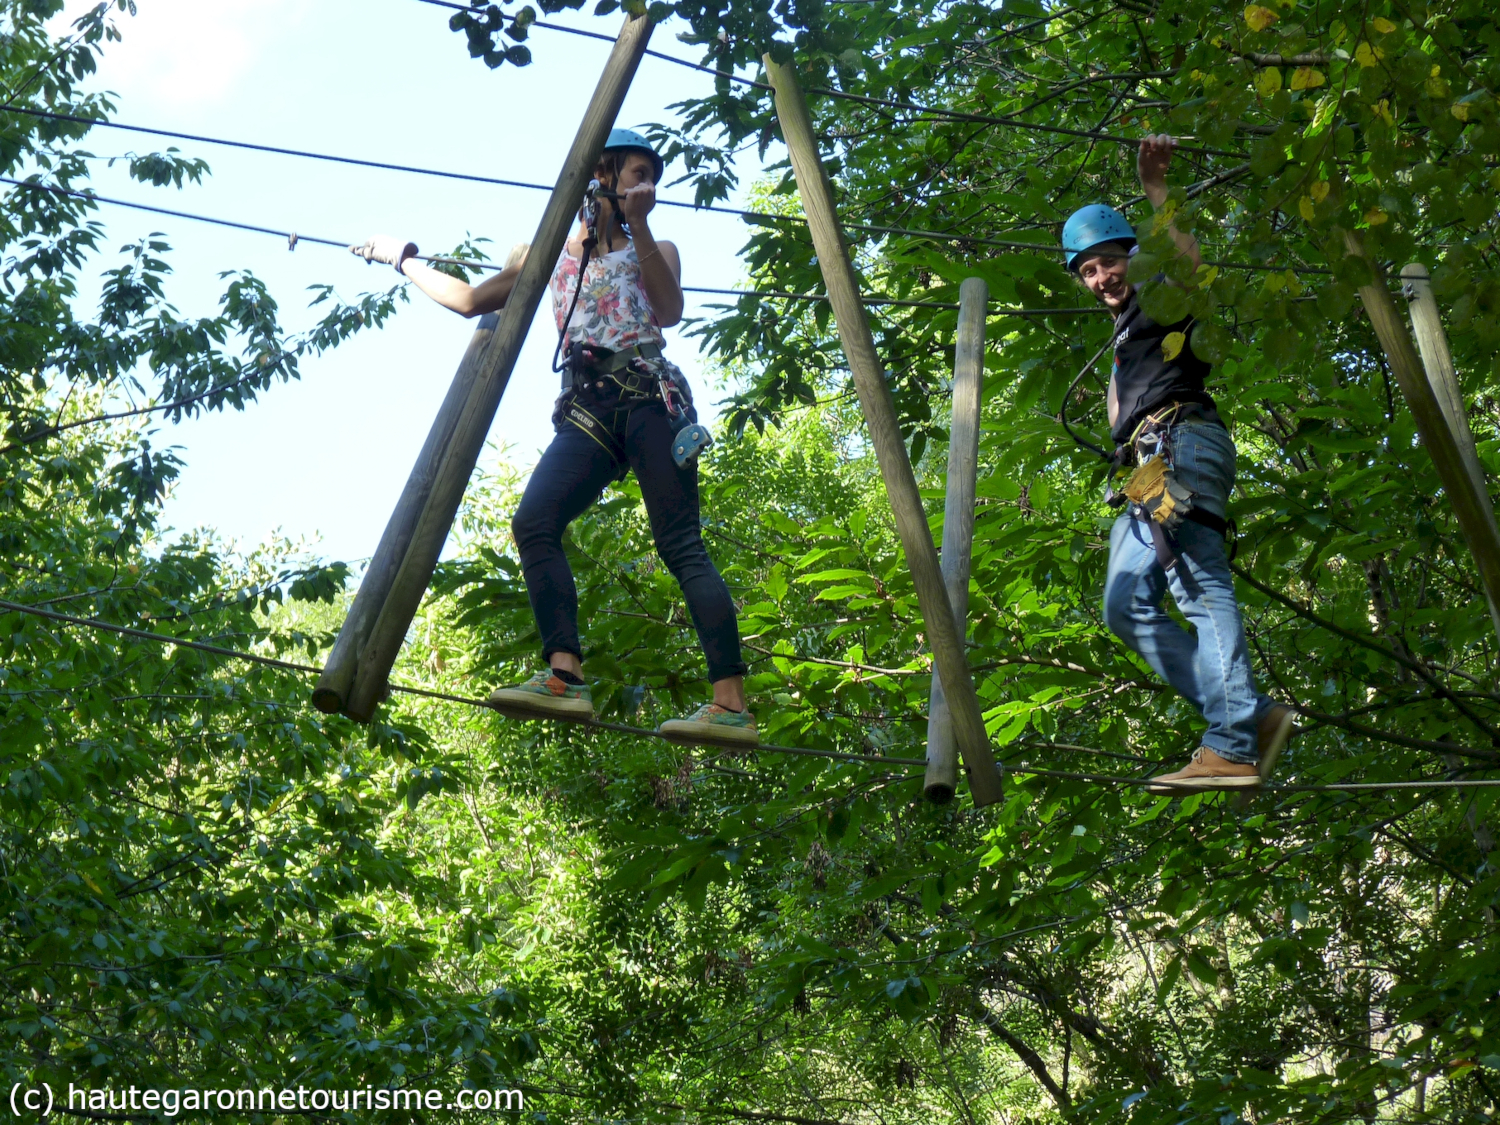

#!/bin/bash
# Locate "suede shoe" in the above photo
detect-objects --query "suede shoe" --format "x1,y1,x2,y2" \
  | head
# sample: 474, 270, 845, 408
488, 669, 594, 722
1147, 747, 1261, 794
1257, 703, 1297, 782
657, 703, 758, 749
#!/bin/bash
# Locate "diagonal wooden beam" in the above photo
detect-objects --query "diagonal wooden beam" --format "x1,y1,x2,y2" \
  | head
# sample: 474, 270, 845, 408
764, 55, 1003, 807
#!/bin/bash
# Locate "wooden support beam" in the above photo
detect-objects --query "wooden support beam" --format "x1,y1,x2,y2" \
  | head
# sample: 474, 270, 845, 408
924, 278, 987, 804
340, 13, 656, 721
1400, 262, 1500, 642
1344, 231, 1500, 651
765, 56, 1003, 807
313, 314, 499, 715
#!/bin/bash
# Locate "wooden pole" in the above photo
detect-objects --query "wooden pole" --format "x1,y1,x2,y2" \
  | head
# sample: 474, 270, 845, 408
343, 13, 656, 721
1344, 232, 1500, 650
924, 278, 987, 804
1399, 265, 1499, 869
1399, 265, 1491, 506
312, 313, 499, 715
1399, 262, 1500, 641
765, 56, 1003, 808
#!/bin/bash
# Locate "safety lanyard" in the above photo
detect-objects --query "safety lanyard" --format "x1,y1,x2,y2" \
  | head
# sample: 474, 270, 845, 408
1058, 324, 1123, 461
552, 185, 603, 376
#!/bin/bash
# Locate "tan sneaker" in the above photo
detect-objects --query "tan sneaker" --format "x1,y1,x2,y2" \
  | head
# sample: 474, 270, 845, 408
1257, 704, 1297, 782
657, 703, 758, 749
1147, 747, 1262, 794
487, 669, 594, 722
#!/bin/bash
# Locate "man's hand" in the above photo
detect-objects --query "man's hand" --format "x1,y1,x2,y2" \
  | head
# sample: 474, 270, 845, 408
1136, 133, 1202, 271
350, 235, 418, 274
620, 181, 657, 230
1137, 133, 1174, 208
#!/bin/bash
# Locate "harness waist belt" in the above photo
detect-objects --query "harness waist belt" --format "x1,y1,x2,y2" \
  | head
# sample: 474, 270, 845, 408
569, 341, 663, 375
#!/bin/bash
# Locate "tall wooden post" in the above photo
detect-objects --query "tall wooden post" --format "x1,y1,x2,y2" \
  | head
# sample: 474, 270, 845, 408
1344, 232, 1500, 651
1400, 262, 1500, 641
765, 56, 1003, 807
338, 13, 656, 721
924, 278, 987, 804
312, 314, 498, 714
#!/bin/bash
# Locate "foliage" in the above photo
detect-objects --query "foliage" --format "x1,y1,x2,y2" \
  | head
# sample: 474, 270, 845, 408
3, 0, 1498, 1121
0, 1, 536, 1111
440, 0, 1500, 1120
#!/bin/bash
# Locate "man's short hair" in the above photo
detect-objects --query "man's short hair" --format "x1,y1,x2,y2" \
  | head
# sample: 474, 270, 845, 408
1075, 241, 1130, 268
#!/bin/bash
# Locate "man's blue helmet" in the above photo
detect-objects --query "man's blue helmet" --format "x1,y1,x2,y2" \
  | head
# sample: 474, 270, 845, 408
1062, 204, 1136, 272
603, 127, 664, 184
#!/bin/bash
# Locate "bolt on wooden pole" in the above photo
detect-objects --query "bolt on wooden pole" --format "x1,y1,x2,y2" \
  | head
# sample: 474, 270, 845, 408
1344, 232, 1500, 650
1399, 262, 1500, 641
765, 55, 1003, 807
924, 277, 988, 804
313, 313, 499, 715
338, 13, 656, 721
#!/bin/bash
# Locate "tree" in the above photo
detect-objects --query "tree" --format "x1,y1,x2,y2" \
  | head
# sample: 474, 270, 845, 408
1, 1, 539, 1109
438, 0, 1500, 1119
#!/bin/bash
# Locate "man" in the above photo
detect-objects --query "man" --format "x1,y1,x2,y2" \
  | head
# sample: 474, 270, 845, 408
1063, 134, 1295, 791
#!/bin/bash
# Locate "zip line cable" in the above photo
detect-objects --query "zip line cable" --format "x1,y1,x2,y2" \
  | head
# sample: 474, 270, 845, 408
0, 175, 1103, 314
1, 104, 1324, 273
5, 594, 1497, 795
0, 597, 926, 770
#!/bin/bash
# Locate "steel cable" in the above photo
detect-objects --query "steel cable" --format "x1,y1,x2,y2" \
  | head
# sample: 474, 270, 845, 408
0, 175, 1105, 313
4, 595, 1495, 794
2, 104, 1326, 272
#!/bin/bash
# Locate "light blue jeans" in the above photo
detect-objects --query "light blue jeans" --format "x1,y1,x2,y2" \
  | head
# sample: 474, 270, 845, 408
1103, 422, 1272, 763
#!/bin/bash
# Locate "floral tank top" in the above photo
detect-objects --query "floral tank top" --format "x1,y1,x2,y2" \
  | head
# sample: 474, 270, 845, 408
549, 242, 666, 353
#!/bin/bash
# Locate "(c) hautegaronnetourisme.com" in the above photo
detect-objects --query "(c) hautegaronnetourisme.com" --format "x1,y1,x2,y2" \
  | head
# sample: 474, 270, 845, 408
7, 1081, 524, 1116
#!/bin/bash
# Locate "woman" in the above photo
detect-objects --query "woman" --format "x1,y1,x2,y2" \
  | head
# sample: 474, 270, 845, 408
350, 129, 754, 749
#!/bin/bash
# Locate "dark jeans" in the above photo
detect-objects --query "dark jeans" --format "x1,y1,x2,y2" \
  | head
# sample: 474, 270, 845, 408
510, 389, 747, 684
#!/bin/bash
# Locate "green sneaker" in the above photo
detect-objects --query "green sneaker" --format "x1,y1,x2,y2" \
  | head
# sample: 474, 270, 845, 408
488, 669, 594, 722
657, 703, 758, 749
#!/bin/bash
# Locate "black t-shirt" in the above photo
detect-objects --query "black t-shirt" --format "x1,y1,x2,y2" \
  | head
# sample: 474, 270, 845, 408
1109, 290, 1218, 443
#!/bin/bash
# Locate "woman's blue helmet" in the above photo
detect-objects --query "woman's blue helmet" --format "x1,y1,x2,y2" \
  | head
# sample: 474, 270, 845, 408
1062, 204, 1136, 272
603, 127, 664, 184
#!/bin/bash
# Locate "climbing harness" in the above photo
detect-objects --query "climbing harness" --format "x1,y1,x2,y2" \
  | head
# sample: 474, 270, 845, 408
1117, 403, 1235, 572
1060, 339, 1235, 572
551, 178, 713, 471
554, 341, 712, 473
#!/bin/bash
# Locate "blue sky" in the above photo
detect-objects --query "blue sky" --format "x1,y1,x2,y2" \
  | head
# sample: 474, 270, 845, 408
51, 0, 767, 564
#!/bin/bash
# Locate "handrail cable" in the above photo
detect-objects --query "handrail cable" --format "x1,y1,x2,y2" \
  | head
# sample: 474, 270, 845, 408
1, 102, 1320, 272
4, 595, 1496, 794
0, 175, 1101, 314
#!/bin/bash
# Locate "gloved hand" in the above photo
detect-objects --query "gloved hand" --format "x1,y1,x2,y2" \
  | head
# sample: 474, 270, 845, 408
349, 235, 418, 275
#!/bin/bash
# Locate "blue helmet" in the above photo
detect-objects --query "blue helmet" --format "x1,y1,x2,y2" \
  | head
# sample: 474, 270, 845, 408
1062, 204, 1136, 272
603, 127, 664, 184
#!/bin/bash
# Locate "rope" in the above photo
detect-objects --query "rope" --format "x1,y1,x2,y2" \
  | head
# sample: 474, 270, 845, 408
0, 597, 926, 770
